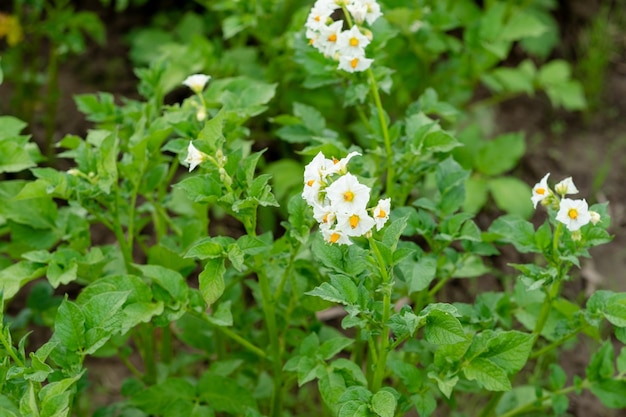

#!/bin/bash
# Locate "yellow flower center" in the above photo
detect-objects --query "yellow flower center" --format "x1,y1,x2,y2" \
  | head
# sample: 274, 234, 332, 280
322, 213, 329, 223
330, 233, 340, 243
332, 158, 339, 164
377, 209, 386, 218
349, 214, 360, 228
307, 179, 315, 187
568, 208, 578, 220
536, 187, 545, 195
314, 15, 321, 22
343, 191, 354, 202
328, 33, 337, 42
349, 37, 359, 47
350, 58, 359, 68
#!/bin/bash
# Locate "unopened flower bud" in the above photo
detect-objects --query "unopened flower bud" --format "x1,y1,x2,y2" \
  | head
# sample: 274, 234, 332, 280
571, 230, 582, 241
67, 168, 80, 176
589, 211, 601, 225
196, 107, 207, 121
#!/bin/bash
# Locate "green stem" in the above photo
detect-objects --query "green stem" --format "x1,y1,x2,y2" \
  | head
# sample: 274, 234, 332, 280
160, 324, 172, 364
369, 237, 392, 392
258, 268, 283, 417
530, 324, 588, 360
0, 329, 25, 367
44, 41, 60, 161
366, 68, 394, 196
532, 279, 562, 343
189, 310, 268, 359
137, 324, 156, 385
499, 383, 583, 417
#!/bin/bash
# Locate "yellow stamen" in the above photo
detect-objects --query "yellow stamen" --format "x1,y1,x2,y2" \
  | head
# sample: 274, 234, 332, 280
322, 213, 329, 223
536, 187, 545, 195
568, 208, 578, 220
314, 15, 321, 21
377, 209, 386, 218
350, 58, 359, 68
349, 215, 359, 228
343, 191, 354, 202
328, 33, 337, 42
307, 179, 315, 187
333, 158, 339, 164
308, 38, 315, 45
349, 37, 359, 47
330, 233, 340, 243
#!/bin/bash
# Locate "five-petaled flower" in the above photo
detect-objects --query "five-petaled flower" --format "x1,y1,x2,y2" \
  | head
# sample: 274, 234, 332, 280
556, 198, 591, 232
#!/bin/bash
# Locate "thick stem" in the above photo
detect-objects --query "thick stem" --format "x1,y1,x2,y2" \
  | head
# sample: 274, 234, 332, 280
0, 328, 25, 367
258, 268, 283, 417
368, 237, 392, 392
366, 68, 394, 197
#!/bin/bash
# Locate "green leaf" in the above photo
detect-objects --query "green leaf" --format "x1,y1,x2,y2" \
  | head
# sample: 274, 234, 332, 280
137, 264, 187, 302
306, 275, 358, 306
0, 141, 37, 173
591, 380, 626, 408
199, 258, 226, 306
587, 341, 614, 382
487, 215, 538, 253
338, 401, 369, 417
464, 176, 490, 214
197, 373, 257, 414
463, 358, 511, 391
488, 177, 533, 219
549, 364, 567, 390
424, 309, 466, 345
603, 293, 626, 327
185, 237, 228, 259
480, 331, 533, 374
396, 253, 437, 294
0, 116, 27, 137
131, 378, 196, 414
318, 336, 354, 361
476, 133, 525, 176
54, 299, 85, 351
371, 390, 396, 417
501, 10, 547, 41
412, 391, 436, 417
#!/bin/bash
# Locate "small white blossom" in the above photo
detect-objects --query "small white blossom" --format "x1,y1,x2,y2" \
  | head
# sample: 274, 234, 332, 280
183, 74, 211, 94
336, 209, 376, 237
184, 142, 209, 172
556, 198, 591, 232
320, 224, 353, 245
317, 20, 344, 57
325, 173, 371, 213
555, 177, 579, 196
531, 173, 551, 209
372, 198, 391, 230
336, 26, 370, 56
349, 0, 382, 25
338, 52, 373, 73
327, 151, 361, 175
306, 2, 336, 31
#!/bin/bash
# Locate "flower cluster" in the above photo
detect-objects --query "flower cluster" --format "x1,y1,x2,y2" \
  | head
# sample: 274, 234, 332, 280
302, 151, 390, 245
305, 0, 382, 73
531, 173, 600, 236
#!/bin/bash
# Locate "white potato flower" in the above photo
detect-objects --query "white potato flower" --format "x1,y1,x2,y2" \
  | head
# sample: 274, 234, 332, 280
555, 177, 579, 196
336, 26, 370, 56
338, 53, 374, 73
531, 173, 551, 209
184, 142, 210, 172
183, 74, 211, 94
321, 224, 353, 245
556, 198, 591, 232
336, 209, 376, 237
372, 198, 391, 230
325, 172, 371, 214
